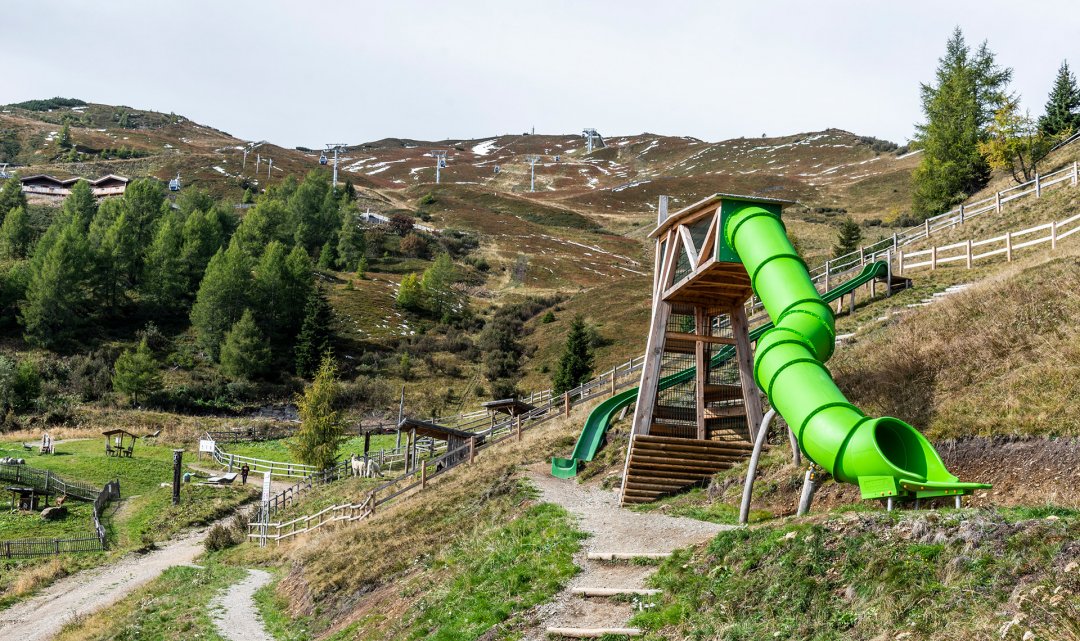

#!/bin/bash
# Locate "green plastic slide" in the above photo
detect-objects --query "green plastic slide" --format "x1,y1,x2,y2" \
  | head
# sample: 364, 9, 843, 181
550, 260, 890, 479
726, 202, 988, 499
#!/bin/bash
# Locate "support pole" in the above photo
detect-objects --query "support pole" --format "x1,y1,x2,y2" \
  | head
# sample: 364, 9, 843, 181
886, 497, 895, 512
171, 449, 183, 506
739, 410, 777, 525
995, 191, 1002, 214
694, 306, 708, 441
787, 424, 801, 466
731, 304, 765, 442
468, 437, 476, 464
954, 495, 962, 509
1006, 231, 1013, 261
796, 466, 817, 517
1051, 220, 1058, 250
966, 239, 973, 268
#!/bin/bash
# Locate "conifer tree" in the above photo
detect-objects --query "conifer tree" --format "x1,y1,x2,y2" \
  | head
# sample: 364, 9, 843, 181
190, 241, 252, 359
980, 100, 1053, 183
317, 241, 335, 270
253, 241, 312, 346
420, 252, 456, 319
396, 273, 423, 312
0, 174, 27, 218
58, 123, 72, 149
219, 309, 271, 379
832, 217, 863, 259
0, 206, 32, 259
553, 314, 594, 395
1039, 60, 1080, 136
294, 288, 333, 378
336, 207, 366, 271
61, 180, 97, 229
912, 28, 1012, 217
179, 208, 224, 291
141, 214, 187, 313
22, 220, 92, 348
289, 353, 346, 470
283, 245, 315, 341
112, 338, 161, 405
94, 212, 139, 312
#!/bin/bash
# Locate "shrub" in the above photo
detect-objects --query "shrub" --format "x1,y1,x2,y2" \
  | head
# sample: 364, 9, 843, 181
204, 522, 234, 552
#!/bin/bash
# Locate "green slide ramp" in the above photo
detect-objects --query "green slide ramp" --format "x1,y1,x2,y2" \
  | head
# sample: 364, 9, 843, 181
550, 260, 889, 479
724, 199, 989, 500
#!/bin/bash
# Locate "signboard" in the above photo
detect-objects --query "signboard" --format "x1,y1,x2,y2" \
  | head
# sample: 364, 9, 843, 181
199, 439, 215, 453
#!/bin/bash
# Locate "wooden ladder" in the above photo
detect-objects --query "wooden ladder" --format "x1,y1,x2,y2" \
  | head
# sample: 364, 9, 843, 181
620, 434, 753, 505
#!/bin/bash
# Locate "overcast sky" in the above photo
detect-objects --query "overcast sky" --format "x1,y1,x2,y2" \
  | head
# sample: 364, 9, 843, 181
7, 1, 1079, 148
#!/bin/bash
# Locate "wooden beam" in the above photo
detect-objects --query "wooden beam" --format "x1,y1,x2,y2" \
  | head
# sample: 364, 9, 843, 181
730, 304, 765, 442
631, 228, 681, 436
694, 306, 707, 440
678, 225, 699, 267
696, 212, 719, 267
664, 331, 736, 345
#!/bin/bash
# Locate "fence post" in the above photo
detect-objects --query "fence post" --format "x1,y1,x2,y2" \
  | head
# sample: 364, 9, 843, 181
1035, 172, 1041, 198
1006, 232, 1013, 261
924, 217, 930, 238
959, 204, 965, 225
995, 191, 1002, 214
610, 371, 616, 397
370, 490, 376, 516
516, 414, 523, 442
228, 453, 234, 473
931, 245, 937, 270
1073, 161, 1078, 187
468, 437, 476, 464
892, 233, 898, 252
1051, 220, 1058, 249
564, 392, 571, 417
966, 239, 973, 268
420, 461, 427, 489
823, 260, 830, 290
898, 250, 905, 274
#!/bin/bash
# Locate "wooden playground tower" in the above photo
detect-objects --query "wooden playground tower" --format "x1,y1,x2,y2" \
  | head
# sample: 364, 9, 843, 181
619, 194, 789, 505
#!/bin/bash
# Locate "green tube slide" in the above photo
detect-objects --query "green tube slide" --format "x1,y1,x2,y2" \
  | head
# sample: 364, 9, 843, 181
725, 204, 989, 499
551, 260, 890, 480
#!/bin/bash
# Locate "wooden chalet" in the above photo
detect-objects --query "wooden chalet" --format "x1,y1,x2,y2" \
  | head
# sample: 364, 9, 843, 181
19, 174, 128, 198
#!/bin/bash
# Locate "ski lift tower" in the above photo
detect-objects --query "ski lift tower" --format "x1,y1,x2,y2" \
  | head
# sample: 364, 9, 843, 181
525, 155, 541, 192
0, 163, 10, 179
582, 128, 605, 154
325, 144, 348, 189
431, 150, 448, 184
242, 141, 266, 172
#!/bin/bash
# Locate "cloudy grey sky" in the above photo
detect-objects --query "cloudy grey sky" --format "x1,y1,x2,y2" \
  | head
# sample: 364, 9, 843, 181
6, 1, 1079, 148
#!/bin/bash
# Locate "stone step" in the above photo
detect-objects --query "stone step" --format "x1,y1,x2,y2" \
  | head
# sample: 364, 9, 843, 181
546, 627, 642, 638
571, 587, 661, 597
587, 552, 671, 561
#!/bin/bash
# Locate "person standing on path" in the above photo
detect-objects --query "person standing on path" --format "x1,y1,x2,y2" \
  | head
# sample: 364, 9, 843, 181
241, 464, 250, 484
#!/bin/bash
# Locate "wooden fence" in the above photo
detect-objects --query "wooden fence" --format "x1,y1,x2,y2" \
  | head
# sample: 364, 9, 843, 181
0, 477, 120, 559
249, 355, 648, 544
900, 211, 1080, 272
0, 462, 99, 501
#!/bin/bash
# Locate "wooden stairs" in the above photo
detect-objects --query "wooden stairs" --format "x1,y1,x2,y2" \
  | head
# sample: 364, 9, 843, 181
620, 434, 754, 505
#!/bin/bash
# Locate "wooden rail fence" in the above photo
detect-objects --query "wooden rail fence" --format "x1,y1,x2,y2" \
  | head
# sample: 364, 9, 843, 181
0, 474, 120, 559
900, 211, 1080, 272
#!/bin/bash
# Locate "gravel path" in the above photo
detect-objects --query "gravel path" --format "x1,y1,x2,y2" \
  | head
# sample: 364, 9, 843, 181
0, 526, 213, 641
525, 467, 732, 637
211, 569, 273, 641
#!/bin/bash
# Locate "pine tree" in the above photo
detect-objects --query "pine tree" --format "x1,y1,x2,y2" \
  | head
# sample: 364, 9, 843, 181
317, 241, 335, 270
420, 252, 457, 319
832, 217, 863, 259
253, 241, 313, 346
288, 353, 346, 470
219, 309, 271, 380
141, 214, 187, 313
294, 288, 333, 378
0, 206, 32, 259
396, 273, 423, 312
179, 208, 224, 291
58, 124, 72, 149
61, 180, 97, 229
21, 220, 92, 348
912, 28, 1013, 217
356, 257, 368, 280
1039, 60, 1080, 136
121, 179, 166, 261
233, 199, 288, 257
242, 188, 255, 204
190, 241, 252, 359
283, 245, 315, 343
336, 206, 366, 271
112, 338, 161, 405
94, 211, 139, 312
553, 314, 594, 395
0, 174, 27, 218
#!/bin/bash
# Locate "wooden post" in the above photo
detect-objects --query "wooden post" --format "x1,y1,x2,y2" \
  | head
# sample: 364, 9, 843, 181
959, 204, 965, 225
1035, 172, 1041, 198
370, 490, 375, 516
823, 260, 830, 291
995, 191, 1002, 214
1052, 220, 1058, 250
924, 217, 930, 238
564, 392, 571, 417
1006, 232, 1013, 261
931, 245, 937, 270
610, 370, 616, 397
898, 250, 905, 274
966, 239, 973, 268
515, 414, 522, 442
1073, 161, 1078, 187
468, 437, 476, 464
694, 306, 708, 440
730, 304, 764, 442
420, 461, 427, 489
848, 291, 855, 316
632, 228, 680, 436
859, 246, 865, 264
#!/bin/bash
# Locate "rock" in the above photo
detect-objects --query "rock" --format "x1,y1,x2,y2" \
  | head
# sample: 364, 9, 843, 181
783, 531, 797, 540
41, 506, 67, 521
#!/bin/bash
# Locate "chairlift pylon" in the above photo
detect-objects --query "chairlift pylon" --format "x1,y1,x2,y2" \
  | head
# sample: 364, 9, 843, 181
168, 173, 181, 192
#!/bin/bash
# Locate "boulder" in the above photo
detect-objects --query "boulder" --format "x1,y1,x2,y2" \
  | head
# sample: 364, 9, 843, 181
41, 506, 67, 521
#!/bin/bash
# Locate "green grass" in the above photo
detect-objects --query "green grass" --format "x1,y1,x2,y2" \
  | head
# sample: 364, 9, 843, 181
632, 510, 1079, 640
222, 434, 400, 465
54, 563, 247, 641
396, 502, 585, 641
0, 501, 96, 540
115, 483, 257, 548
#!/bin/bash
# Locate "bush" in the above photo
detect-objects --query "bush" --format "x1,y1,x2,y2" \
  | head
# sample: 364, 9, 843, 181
204, 522, 235, 552
541, 311, 556, 324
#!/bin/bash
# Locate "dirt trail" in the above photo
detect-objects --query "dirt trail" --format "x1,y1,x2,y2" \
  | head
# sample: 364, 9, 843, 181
524, 467, 732, 637
211, 568, 273, 641
0, 525, 213, 641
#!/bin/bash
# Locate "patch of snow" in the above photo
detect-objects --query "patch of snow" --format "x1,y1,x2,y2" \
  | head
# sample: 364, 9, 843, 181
471, 139, 498, 156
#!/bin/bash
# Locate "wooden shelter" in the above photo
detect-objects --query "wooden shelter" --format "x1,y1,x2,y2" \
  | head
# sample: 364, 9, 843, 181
7, 486, 47, 511
103, 429, 137, 458
481, 398, 535, 428
397, 418, 484, 470
620, 194, 790, 505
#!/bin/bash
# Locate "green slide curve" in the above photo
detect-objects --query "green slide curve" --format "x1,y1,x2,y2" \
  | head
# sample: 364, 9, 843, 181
551, 260, 890, 479
726, 203, 988, 499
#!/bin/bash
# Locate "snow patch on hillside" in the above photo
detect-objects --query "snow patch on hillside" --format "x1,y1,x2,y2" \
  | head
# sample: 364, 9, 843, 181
472, 139, 498, 156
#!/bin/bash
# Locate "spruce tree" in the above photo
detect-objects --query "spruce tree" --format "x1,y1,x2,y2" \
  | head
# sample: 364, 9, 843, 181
396, 273, 423, 312
289, 353, 346, 470
336, 207, 366, 271
912, 28, 1012, 217
0, 174, 27, 218
294, 288, 333, 378
179, 208, 224, 291
219, 309, 271, 379
190, 241, 252, 359
317, 241, 335, 270
21, 220, 92, 348
0, 206, 32, 259
94, 211, 139, 312
283, 245, 315, 342
420, 253, 456, 319
832, 217, 863, 259
61, 180, 97, 229
58, 124, 72, 149
253, 241, 312, 346
112, 338, 161, 405
553, 314, 594, 395
1039, 60, 1080, 136
233, 199, 288, 257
